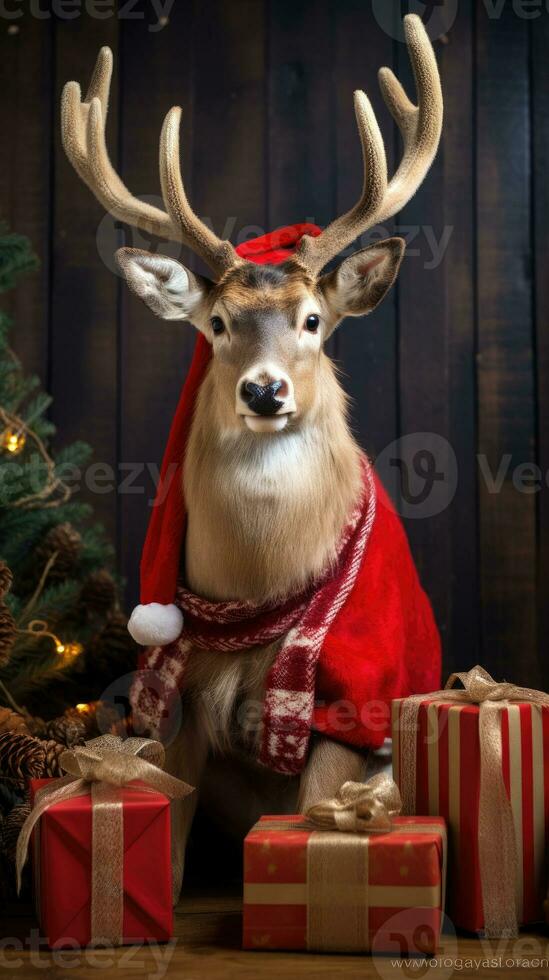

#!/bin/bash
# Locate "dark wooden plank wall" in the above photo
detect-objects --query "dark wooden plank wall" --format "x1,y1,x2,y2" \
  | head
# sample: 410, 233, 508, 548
0, 1, 546, 687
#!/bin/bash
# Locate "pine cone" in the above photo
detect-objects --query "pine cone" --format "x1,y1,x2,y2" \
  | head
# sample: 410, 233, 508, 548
41, 739, 66, 777
0, 732, 45, 779
35, 523, 82, 580
45, 714, 86, 748
0, 707, 29, 736
1, 799, 30, 864
88, 611, 138, 678
95, 700, 133, 738
80, 570, 117, 616
63, 704, 97, 735
98, 610, 131, 649
0, 601, 16, 667
0, 561, 13, 598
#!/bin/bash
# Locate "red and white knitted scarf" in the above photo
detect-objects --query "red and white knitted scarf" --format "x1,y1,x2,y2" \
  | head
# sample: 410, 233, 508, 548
131, 459, 376, 775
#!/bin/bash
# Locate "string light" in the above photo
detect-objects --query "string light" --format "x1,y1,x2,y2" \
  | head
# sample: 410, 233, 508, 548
2, 428, 26, 455
60, 641, 83, 662
18, 620, 83, 664
0, 407, 71, 509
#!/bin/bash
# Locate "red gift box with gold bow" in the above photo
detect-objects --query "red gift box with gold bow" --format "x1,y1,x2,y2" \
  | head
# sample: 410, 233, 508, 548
392, 666, 549, 936
17, 735, 193, 949
243, 776, 447, 954
29, 778, 173, 948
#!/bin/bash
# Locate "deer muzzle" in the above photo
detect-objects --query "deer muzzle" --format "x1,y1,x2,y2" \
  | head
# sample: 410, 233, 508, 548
236, 368, 296, 433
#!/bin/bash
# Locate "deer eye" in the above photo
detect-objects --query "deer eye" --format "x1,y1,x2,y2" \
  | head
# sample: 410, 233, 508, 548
211, 316, 225, 335
305, 314, 320, 332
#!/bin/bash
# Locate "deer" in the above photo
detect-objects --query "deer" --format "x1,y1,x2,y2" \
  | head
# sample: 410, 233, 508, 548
61, 14, 442, 898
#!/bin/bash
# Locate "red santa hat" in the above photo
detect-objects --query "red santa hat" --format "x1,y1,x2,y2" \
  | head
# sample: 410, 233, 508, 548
127, 223, 322, 646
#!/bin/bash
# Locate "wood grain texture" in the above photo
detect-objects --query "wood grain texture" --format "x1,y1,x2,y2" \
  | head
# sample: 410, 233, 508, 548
267, 0, 336, 364
396, 28, 450, 651
332, 0, 398, 460
532, 14, 549, 685
118, 0, 197, 605
0, 14, 53, 380
439, 2, 478, 673
476, 5, 538, 684
2, 889, 549, 978
266, 0, 333, 234
192, 0, 266, 251
50, 15, 120, 544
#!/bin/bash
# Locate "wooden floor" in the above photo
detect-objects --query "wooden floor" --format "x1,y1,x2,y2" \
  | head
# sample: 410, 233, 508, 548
2, 889, 549, 979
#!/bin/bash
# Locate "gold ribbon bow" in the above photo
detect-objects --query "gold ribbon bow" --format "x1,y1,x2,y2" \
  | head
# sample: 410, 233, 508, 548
16, 734, 194, 945
398, 665, 549, 939
305, 772, 402, 833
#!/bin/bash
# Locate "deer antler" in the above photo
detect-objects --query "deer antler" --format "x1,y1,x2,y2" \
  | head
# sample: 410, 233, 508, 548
61, 47, 238, 278
296, 15, 443, 275
159, 107, 239, 275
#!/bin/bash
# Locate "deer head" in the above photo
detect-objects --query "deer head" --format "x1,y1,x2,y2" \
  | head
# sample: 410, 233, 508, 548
62, 15, 442, 438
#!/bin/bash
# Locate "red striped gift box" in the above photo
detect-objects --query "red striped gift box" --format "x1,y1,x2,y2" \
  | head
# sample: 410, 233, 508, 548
392, 699, 549, 932
243, 813, 446, 954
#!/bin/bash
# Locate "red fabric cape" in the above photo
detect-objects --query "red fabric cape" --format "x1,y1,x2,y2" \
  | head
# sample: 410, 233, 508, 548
313, 477, 440, 748
137, 224, 441, 753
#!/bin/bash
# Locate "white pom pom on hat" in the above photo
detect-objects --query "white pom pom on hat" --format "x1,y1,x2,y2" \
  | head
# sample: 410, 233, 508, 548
127, 603, 183, 647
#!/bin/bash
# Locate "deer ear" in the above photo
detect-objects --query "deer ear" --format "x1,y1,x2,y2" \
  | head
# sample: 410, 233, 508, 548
115, 248, 212, 323
319, 238, 405, 326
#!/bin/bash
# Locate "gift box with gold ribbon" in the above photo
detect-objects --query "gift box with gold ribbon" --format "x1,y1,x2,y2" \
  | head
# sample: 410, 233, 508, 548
242, 774, 447, 954
16, 735, 193, 949
392, 665, 549, 937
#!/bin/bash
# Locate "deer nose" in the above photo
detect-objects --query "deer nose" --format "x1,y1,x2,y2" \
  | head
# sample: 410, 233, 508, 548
240, 380, 286, 416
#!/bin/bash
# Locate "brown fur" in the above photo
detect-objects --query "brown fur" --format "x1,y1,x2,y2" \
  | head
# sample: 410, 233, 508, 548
117, 241, 404, 899
184, 354, 362, 602
212, 259, 316, 314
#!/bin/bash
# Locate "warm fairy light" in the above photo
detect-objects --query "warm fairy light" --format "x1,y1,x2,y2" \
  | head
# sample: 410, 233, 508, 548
76, 703, 91, 713
2, 428, 26, 454
23, 621, 83, 663
62, 641, 83, 659
57, 640, 84, 666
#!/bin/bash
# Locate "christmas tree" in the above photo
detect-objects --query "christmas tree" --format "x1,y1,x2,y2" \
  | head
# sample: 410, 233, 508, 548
0, 226, 137, 892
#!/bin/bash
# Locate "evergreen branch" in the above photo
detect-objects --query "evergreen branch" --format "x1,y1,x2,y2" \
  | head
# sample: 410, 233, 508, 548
17, 552, 59, 624
0, 225, 39, 291
0, 224, 126, 719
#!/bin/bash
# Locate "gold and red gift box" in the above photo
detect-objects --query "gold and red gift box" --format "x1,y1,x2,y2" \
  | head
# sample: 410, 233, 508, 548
243, 813, 446, 954
392, 698, 549, 932
29, 778, 173, 948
